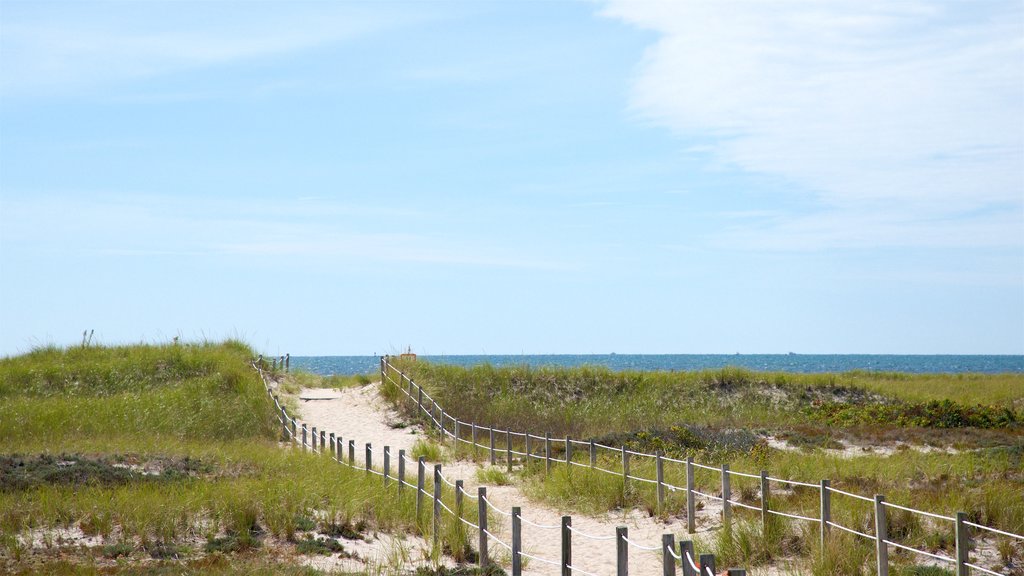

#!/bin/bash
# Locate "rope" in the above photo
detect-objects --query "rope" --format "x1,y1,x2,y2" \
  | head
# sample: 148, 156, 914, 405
767, 509, 819, 523
483, 529, 513, 552
436, 470, 457, 488
727, 499, 762, 512
667, 546, 681, 560
519, 516, 561, 530
482, 495, 512, 517
825, 520, 874, 541
881, 501, 954, 522
458, 516, 480, 530
766, 475, 820, 489
567, 525, 616, 541
520, 551, 561, 567
963, 521, 1024, 541
826, 486, 875, 503
621, 535, 662, 551
726, 469, 762, 480
964, 562, 1004, 576
883, 540, 955, 563
684, 549, 701, 572
626, 474, 658, 485
692, 489, 723, 502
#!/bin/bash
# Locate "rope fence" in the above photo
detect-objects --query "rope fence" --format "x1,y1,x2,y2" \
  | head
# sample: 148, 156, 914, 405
380, 356, 1023, 576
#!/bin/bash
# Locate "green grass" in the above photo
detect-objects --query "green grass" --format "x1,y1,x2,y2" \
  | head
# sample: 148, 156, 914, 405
278, 369, 375, 395
382, 360, 1024, 572
0, 342, 479, 574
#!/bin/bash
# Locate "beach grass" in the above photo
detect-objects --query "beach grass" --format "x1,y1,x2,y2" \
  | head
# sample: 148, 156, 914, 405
0, 342, 480, 574
383, 359, 1024, 572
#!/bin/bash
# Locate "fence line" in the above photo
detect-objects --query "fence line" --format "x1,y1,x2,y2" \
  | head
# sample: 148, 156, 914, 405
255, 361, 750, 575
380, 356, 1022, 576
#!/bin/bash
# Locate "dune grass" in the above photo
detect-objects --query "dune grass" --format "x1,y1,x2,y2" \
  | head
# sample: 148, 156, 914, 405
0, 342, 482, 575
382, 359, 1024, 573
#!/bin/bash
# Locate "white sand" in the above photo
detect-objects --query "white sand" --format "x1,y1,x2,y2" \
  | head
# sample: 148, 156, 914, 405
291, 383, 791, 575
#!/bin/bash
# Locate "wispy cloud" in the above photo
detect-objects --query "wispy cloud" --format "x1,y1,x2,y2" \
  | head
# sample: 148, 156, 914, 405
0, 2, 415, 96
602, 0, 1024, 249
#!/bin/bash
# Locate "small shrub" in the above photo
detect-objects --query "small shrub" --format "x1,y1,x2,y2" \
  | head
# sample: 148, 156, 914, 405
295, 535, 347, 556
411, 439, 446, 462
102, 541, 134, 558
475, 467, 511, 486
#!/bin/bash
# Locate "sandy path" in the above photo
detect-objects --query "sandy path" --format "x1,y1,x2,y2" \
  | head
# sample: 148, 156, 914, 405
290, 383, 789, 576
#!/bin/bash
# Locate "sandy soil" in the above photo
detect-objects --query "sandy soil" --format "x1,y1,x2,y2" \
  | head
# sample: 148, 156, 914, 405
291, 383, 791, 576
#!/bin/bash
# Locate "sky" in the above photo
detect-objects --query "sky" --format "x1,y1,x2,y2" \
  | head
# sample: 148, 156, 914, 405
1, 0, 1022, 356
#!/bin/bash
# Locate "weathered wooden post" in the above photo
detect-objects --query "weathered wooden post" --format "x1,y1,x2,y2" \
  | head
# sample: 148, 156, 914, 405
478, 487, 489, 567
348, 440, 355, 466
329, 433, 336, 457
680, 540, 696, 576
545, 433, 552, 475
320, 431, 326, 453
526, 434, 533, 469
365, 443, 372, 474
656, 451, 666, 512
416, 457, 426, 521
311, 427, 317, 452
722, 464, 732, 526
398, 449, 406, 494
512, 507, 522, 576
820, 480, 831, 550
383, 446, 391, 485
561, 516, 572, 576
662, 533, 677, 576
285, 353, 290, 372
687, 457, 696, 534
955, 511, 969, 576
507, 429, 513, 473
760, 471, 770, 532
489, 428, 497, 465
301, 424, 307, 450
699, 554, 715, 575
590, 440, 597, 468
616, 526, 628, 576
622, 446, 630, 493
875, 494, 889, 576
433, 465, 442, 546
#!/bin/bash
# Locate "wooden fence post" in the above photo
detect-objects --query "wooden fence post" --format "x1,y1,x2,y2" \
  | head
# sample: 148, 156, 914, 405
329, 433, 335, 457
472, 423, 478, 460
398, 449, 406, 494
562, 516, 572, 576
875, 494, 889, 576
455, 480, 464, 521
760, 471, 770, 532
820, 479, 831, 550
320, 431, 326, 453
680, 540, 696, 576
433, 465, 442, 546
416, 457, 425, 521
955, 511, 969, 576
526, 434, 533, 469
622, 446, 630, 493
478, 487, 489, 567
311, 427, 317, 452
616, 526, 628, 576
383, 446, 390, 485
545, 433, 553, 475
454, 419, 460, 456
365, 443, 372, 474
507, 430, 513, 473
348, 440, 355, 466
590, 440, 597, 468
722, 464, 732, 526
699, 554, 715, 575
662, 533, 677, 576
489, 428, 496, 465
686, 457, 696, 534
512, 507, 522, 576
656, 451, 665, 512
301, 424, 307, 450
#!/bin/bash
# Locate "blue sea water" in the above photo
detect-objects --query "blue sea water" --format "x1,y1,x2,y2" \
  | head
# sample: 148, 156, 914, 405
291, 354, 1024, 376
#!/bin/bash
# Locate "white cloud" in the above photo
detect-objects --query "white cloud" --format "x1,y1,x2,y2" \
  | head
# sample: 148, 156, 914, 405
602, 0, 1024, 248
0, 2, 412, 96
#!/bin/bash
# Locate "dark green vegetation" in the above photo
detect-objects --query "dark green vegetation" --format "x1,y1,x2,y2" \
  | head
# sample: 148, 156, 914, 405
0, 343, 475, 575
384, 360, 1024, 575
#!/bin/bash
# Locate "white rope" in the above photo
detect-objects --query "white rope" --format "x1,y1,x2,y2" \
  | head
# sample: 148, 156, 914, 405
767, 509, 819, 523
458, 516, 480, 530
727, 499, 762, 512
621, 535, 661, 551
825, 520, 874, 541
567, 525, 616, 541
963, 521, 1024, 540
726, 469, 762, 480
567, 564, 600, 576
520, 551, 561, 567
667, 546, 681, 560
594, 442, 617, 451
624, 448, 649, 457
964, 562, 1004, 576
437, 470, 457, 488
883, 540, 955, 563
483, 529, 513, 552
482, 495, 512, 517
520, 516, 561, 530
438, 499, 455, 516
826, 486, 875, 503
684, 549, 701, 572
626, 474, 659, 485
593, 465, 620, 476
766, 475, 820, 489
880, 501, 954, 522
692, 489, 724, 502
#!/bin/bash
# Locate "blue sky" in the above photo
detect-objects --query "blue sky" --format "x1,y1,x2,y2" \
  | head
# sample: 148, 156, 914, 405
1, 0, 1021, 356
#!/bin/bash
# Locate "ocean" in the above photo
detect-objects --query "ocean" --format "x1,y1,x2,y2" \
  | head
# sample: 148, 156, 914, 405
290, 354, 1024, 376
